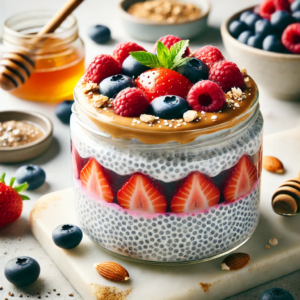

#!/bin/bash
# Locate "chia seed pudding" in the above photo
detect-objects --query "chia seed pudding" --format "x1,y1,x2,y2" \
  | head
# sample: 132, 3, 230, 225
70, 41, 263, 264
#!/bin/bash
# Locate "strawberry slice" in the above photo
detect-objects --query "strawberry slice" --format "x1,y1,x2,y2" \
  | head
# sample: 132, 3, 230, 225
136, 68, 193, 103
170, 172, 220, 213
72, 145, 88, 179
117, 173, 167, 213
80, 159, 113, 203
223, 155, 257, 203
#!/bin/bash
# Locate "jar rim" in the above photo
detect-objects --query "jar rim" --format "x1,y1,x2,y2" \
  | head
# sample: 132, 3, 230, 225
3, 9, 77, 40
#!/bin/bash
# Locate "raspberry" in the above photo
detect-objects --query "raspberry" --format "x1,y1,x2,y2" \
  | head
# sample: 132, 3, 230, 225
282, 23, 300, 54
208, 60, 245, 92
113, 42, 146, 66
193, 46, 224, 70
259, 0, 276, 20
153, 35, 191, 57
186, 80, 226, 112
84, 54, 121, 84
113, 88, 149, 117
274, 0, 290, 11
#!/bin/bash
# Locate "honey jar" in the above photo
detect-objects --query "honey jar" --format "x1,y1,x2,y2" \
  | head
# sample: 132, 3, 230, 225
1, 10, 85, 103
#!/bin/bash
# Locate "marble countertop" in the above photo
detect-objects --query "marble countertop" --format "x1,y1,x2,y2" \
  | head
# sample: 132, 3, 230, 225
0, 0, 300, 299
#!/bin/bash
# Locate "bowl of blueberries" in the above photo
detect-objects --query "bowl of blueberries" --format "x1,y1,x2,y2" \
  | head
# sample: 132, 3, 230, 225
221, 0, 300, 101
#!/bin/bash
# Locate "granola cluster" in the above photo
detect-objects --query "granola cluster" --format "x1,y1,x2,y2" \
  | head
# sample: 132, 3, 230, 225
127, 0, 201, 23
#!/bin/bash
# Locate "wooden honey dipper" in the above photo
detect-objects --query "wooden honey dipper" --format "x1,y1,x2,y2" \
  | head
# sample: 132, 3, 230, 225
0, 0, 84, 91
272, 172, 300, 216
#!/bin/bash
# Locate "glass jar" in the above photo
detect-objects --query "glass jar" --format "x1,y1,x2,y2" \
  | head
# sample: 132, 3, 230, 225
70, 87, 263, 264
1, 10, 85, 103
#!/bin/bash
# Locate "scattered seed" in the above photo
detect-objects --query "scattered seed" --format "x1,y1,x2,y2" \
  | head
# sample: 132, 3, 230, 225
0, 286, 3, 290
69, 293, 74, 297
269, 238, 278, 246
53, 290, 56, 292
19, 295, 23, 298
4, 252, 7, 254
266, 245, 271, 250
37, 296, 41, 299
56, 293, 60, 296
9, 292, 14, 296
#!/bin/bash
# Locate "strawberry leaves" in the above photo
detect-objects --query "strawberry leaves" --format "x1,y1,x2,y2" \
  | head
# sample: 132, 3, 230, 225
130, 40, 190, 70
0, 173, 30, 200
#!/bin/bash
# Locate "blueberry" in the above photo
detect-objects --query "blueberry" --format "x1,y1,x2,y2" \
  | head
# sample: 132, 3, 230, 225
174, 58, 208, 83
292, 11, 300, 22
87, 25, 111, 44
240, 11, 252, 22
5, 256, 40, 287
263, 35, 284, 52
244, 13, 261, 31
271, 11, 294, 32
16, 165, 46, 190
55, 100, 73, 124
52, 224, 83, 249
147, 95, 190, 119
99, 74, 136, 98
229, 20, 248, 38
255, 19, 274, 37
248, 35, 264, 49
122, 55, 151, 78
259, 288, 295, 300
291, 0, 300, 13
238, 30, 253, 44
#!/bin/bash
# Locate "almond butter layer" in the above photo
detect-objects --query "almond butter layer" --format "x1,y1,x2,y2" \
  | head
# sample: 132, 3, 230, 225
74, 75, 258, 144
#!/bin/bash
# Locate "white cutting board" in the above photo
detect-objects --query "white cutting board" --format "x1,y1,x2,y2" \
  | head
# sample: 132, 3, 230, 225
30, 127, 300, 300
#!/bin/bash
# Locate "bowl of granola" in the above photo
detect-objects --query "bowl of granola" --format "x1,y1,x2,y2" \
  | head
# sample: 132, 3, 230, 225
119, 0, 210, 42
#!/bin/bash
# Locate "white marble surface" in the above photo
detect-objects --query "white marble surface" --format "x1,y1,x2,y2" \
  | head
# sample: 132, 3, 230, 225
0, 0, 300, 299
30, 126, 300, 300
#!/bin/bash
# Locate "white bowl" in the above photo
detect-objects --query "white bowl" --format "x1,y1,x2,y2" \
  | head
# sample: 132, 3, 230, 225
118, 0, 210, 42
221, 6, 300, 101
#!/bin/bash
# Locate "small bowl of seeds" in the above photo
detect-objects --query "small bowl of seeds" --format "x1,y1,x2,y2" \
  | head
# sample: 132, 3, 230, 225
119, 0, 210, 42
0, 110, 53, 163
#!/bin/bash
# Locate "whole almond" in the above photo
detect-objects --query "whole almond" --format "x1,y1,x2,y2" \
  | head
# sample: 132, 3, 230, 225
140, 114, 155, 123
94, 261, 129, 282
183, 110, 198, 123
262, 156, 284, 173
221, 253, 250, 271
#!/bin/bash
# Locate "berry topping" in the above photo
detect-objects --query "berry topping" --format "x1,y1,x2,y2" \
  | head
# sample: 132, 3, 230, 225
229, 20, 248, 38
174, 57, 209, 83
87, 24, 111, 44
223, 155, 257, 203
244, 13, 261, 31
122, 55, 151, 78
136, 68, 193, 103
71, 144, 88, 179
238, 30, 254, 44
99, 74, 136, 98
291, 0, 300, 12
263, 34, 284, 52
248, 35, 264, 49
170, 172, 220, 213
5, 256, 40, 287
80, 158, 114, 203
55, 100, 73, 124
259, 0, 276, 20
153, 35, 190, 57
148, 95, 190, 119
293, 11, 300, 22
282, 23, 300, 54
270, 10, 294, 32
193, 46, 224, 70
113, 42, 146, 66
16, 165, 46, 190
113, 87, 149, 117
84, 54, 121, 84
52, 224, 83, 249
258, 288, 295, 300
186, 80, 225, 112
117, 173, 167, 213
274, 0, 291, 11
255, 19, 274, 37
0, 173, 29, 228
240, 11, 253, 22
208, 60, 245, 92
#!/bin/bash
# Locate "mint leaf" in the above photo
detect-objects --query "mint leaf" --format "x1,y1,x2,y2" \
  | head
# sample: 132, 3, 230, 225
130, 51, 161, 69
170, 40, 190, 69
156, 41, 172, 69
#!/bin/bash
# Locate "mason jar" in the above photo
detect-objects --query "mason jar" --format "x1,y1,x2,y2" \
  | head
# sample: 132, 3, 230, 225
70, 78, 263, 264
1, 10, 85, 102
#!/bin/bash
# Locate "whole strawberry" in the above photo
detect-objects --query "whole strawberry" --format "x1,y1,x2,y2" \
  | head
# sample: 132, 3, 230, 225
0, 173, 29, 228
